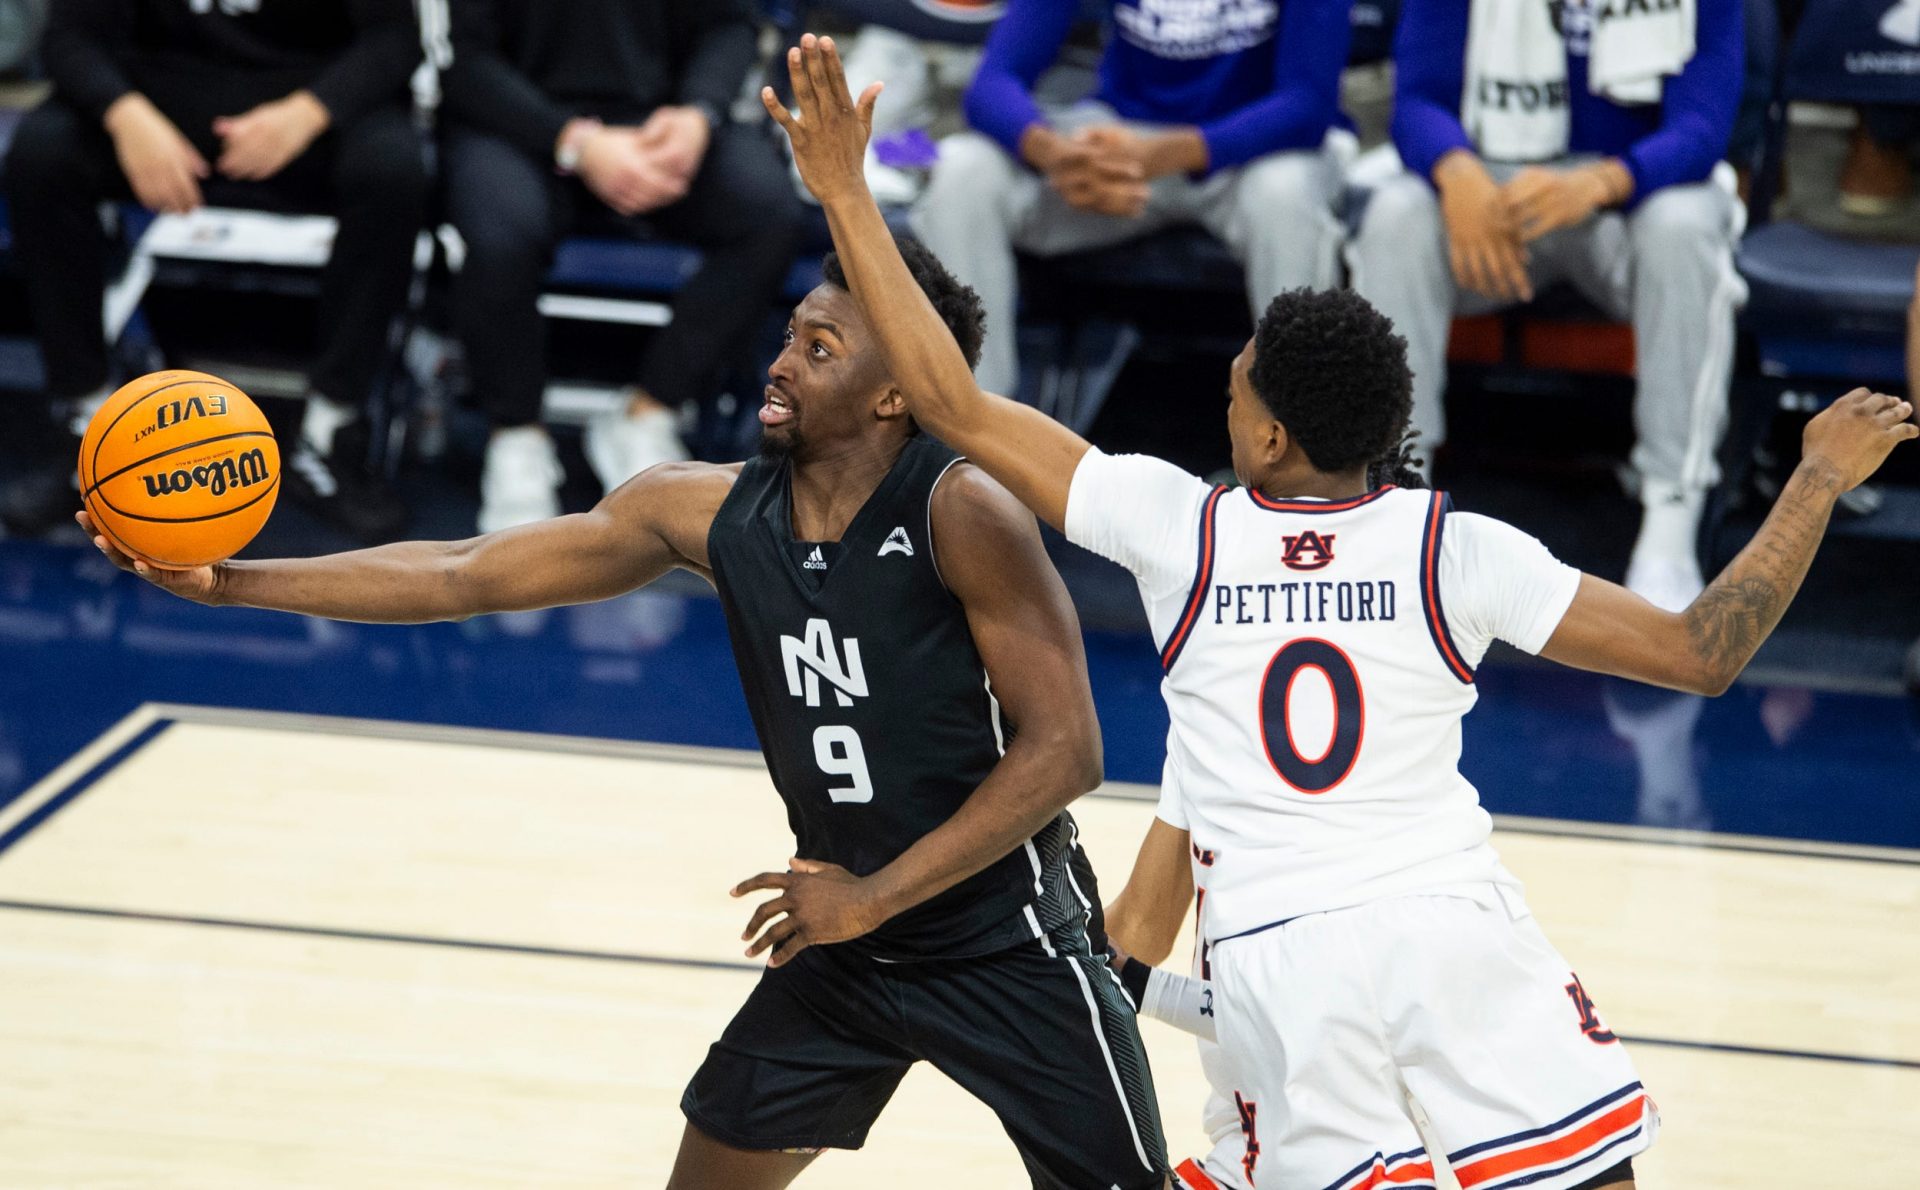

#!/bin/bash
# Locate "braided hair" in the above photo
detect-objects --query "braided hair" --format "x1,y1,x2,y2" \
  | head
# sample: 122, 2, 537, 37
1248, 288, 1428, 492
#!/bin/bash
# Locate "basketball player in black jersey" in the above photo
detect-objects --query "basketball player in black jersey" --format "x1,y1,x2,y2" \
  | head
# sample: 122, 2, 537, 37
77, 253, 1170, 1186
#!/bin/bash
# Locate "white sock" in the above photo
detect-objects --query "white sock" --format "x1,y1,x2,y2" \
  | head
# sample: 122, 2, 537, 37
1632, 480, 1706, 561
65, 383, 114, 437
300, 394, 357, 457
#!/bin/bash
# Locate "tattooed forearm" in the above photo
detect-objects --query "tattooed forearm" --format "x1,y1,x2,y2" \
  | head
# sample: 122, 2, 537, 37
1682, 459, 1843, 688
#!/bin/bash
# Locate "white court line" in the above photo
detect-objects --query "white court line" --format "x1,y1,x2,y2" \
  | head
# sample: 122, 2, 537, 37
44, 702, 1920, 867
0, 704, 164, 843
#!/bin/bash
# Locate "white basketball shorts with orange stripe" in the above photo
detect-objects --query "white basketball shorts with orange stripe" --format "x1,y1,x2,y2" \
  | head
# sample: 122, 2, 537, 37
1207, 886, 1656, 1190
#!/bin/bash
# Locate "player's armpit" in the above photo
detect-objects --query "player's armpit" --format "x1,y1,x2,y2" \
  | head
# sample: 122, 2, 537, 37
1105, 817, 1194, 966
443, 460, 739, 616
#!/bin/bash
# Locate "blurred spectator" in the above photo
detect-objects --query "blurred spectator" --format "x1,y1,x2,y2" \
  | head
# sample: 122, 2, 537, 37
915, 0, 1355, 397
440, 0, 803, 533
1909, 260, 1919, 397
1726, 0, 1777, 198
1348, 0, 1744, 611
1838, 106, 1917, 216
0, 0, 46, 79
1, 0, 427, 542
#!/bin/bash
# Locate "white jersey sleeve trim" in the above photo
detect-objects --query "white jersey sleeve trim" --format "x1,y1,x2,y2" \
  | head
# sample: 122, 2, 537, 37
1437, 510, 1583, 665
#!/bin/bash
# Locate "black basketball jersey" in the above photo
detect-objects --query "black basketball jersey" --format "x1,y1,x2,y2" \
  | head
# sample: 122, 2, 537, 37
707, 436, 1081, 959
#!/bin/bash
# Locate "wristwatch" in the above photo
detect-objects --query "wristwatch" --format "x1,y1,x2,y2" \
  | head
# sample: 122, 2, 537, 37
554, 117, 602, 175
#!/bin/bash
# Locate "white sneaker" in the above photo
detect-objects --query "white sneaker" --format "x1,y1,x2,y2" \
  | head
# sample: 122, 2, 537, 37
584, 406, 689, 492
1625, 480, 1707, 612
478, 426, 562, 534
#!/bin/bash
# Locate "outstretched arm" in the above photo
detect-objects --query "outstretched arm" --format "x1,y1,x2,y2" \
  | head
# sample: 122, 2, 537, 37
763, 34, 1088, 532
79, 461, 738, 623
735, 465, 1103, 965
1542, 391, 1917, 694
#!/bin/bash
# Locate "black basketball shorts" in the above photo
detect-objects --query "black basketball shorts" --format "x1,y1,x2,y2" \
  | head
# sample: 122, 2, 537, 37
681, 913, 1168, 1190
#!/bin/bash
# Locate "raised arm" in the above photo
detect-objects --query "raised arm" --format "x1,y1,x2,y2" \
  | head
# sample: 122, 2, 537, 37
1541, 391, 1916, 694
736, 464, 1103, 965
78, 461, 737, 623
763, 34, 1089, 532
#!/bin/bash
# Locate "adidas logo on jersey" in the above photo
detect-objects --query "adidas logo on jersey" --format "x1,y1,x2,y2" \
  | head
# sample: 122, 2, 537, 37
879, 526, 914, 558
802, 545, 827, 571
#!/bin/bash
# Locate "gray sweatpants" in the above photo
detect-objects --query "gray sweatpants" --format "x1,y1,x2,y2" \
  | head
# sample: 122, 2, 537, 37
1346, 161, 1746, 491
913, 102, 1346, 395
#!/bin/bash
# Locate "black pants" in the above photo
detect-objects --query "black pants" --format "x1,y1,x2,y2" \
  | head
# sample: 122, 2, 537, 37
440, 123, 805, 427
681, 913, 1169, 1190
4, 87, 429, 406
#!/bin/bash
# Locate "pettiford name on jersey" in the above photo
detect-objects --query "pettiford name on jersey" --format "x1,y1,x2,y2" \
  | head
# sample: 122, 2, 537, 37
1135, 481, 1518, 941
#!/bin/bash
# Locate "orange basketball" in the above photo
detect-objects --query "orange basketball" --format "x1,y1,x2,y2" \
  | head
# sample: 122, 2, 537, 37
78, 370, 280, 570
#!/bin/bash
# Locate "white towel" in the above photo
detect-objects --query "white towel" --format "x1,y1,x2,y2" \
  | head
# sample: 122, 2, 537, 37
1590, 0, 1697, 106
1462, 0, 1570, 161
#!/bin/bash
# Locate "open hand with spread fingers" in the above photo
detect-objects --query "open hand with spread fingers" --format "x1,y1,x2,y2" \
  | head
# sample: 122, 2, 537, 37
760, 33, 882, 207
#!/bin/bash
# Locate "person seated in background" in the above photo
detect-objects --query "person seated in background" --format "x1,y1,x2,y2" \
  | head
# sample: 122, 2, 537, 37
914, 0, 1357, 397
1910, 261, 1919, 396
1838, 104, 1917, 217
1347, 0, 1745, 611
440, 0, 804, 533
1, 0, 426, 543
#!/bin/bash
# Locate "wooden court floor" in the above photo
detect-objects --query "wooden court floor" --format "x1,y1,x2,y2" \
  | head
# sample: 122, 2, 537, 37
1, 705, 1914, 1188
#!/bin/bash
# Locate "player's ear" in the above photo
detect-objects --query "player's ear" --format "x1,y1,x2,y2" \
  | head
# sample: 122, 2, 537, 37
875, 384, 909, 421
1265, 415, 1290, 467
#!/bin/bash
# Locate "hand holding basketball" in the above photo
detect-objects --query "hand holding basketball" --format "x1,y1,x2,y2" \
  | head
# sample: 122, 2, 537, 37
77, 369, 280, 571
75, 509, 221, 602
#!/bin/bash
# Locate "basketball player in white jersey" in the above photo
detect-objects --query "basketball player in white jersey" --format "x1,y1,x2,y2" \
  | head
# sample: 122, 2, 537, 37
769, 35, 1919, 1190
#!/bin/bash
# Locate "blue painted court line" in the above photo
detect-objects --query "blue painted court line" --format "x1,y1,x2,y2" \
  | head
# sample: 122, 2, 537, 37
1, 896, 1915, 1074
0, 719, 172, 860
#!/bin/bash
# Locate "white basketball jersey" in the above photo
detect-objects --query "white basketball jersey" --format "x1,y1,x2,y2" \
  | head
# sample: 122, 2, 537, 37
1066, 451, 1581, 943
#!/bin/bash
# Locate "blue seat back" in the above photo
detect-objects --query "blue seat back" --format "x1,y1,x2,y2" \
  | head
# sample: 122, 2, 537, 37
1784, 0, 1920, 104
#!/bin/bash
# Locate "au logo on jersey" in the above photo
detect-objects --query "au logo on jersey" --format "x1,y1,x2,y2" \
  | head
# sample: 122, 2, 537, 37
781, 618, 867, 708
1280, 530, 1336, 571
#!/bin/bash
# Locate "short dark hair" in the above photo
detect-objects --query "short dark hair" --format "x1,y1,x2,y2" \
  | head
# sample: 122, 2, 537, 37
1248, 288, 1425, 489
821, 236, 987, 371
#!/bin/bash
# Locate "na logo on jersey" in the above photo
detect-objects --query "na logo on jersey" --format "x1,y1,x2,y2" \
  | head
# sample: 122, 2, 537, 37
878, 525, 914, 557
781, 618, 867, 708
1280, 530, 1336, 571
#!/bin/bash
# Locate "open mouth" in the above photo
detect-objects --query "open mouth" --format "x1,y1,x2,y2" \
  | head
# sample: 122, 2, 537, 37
760, 385, 795, 427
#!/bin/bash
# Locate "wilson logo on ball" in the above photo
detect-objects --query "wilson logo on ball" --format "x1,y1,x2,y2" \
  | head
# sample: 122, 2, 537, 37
140, 448, 272, 498
132, 393, 231, 444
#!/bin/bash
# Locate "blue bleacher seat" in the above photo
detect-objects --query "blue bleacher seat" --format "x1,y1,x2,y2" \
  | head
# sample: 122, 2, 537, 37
1738, 221, 1916, 382
1738, 0, 1919, 390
